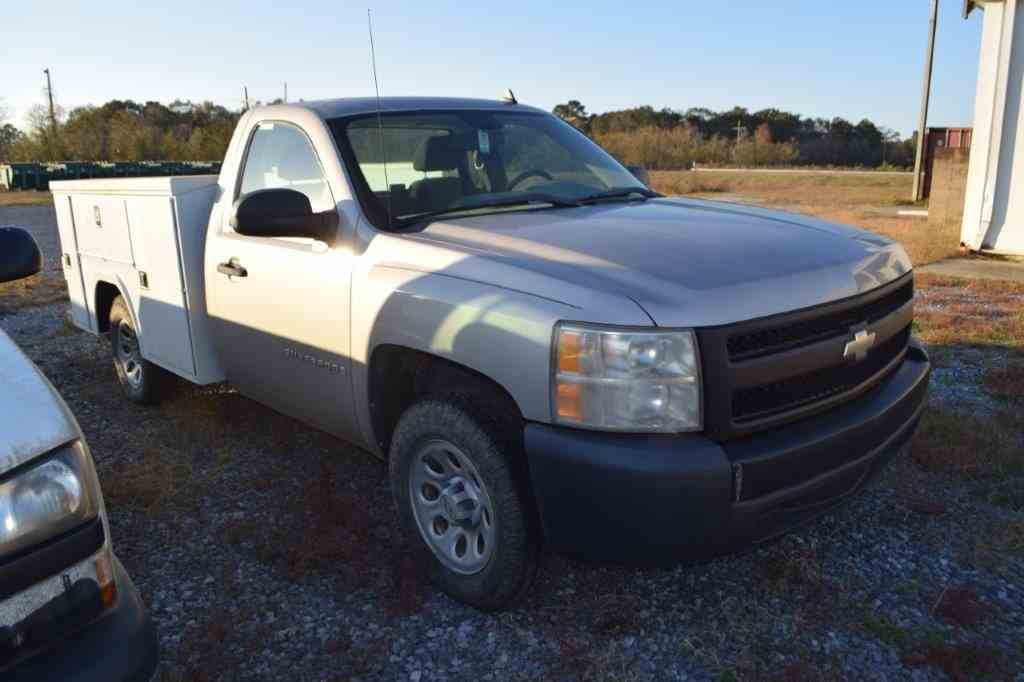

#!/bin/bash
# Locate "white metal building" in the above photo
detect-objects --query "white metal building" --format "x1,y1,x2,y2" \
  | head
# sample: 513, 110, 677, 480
961, 0, 1023, 254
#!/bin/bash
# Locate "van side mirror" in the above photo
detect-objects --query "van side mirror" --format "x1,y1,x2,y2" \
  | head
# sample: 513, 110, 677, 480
231, 189, 338, 244
626, 165, 651, 187
0, 227, 42, 284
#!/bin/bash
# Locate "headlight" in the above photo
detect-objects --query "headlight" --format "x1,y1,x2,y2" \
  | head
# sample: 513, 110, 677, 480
0, 443, 100, 557
553, 323, 702, 432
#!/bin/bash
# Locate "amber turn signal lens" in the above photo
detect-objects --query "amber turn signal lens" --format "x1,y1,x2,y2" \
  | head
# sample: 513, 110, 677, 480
556, 382, 582, 421
558, 331, 582, 374
95, 551, 117, 609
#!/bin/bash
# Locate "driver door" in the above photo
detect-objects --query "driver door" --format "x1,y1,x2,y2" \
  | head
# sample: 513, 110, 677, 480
205, 121, 358, 439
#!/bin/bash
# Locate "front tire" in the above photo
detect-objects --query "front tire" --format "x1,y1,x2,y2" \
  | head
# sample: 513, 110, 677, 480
109, 296, 170, 405
389, 398, 538, 610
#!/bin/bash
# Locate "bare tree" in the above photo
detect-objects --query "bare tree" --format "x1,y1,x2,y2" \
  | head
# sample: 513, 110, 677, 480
0, 100, 20, 160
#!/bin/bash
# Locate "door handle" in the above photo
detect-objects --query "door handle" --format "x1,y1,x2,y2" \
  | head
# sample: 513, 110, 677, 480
217, 260, 248, 278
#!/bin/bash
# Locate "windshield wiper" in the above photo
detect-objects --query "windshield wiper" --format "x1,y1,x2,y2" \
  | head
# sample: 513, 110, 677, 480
394, 193, 581, 227
577, 187, 660, 204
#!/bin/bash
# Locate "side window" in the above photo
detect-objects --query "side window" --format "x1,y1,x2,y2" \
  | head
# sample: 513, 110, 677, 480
238, 122, 334, 213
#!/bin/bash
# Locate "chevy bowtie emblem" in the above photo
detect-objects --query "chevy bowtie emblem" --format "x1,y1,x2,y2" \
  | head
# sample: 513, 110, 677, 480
843, 328, 876, 363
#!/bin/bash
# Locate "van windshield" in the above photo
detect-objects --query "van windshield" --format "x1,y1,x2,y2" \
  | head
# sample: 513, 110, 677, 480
330, 110, 648, 229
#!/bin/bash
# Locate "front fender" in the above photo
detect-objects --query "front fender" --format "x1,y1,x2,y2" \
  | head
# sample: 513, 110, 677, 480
351, 266, 582, 452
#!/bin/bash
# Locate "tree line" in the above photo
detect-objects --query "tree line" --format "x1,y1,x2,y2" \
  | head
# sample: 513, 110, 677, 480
553, 100, 915, 170
0, 98, 249, 163
0, 95, 915, 170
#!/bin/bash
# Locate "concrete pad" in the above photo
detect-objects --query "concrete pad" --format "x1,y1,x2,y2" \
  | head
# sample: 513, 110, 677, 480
897, 209, 929, 218
917, 255, 1024, 282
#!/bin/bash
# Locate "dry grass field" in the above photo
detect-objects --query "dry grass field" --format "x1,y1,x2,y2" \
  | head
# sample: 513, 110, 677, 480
0, 273, 67, 314
650, 170, 961, 267
0, 190, 54, 207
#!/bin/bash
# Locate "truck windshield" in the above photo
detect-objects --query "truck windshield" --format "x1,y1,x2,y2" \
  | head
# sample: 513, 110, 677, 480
330, 110, 649, 229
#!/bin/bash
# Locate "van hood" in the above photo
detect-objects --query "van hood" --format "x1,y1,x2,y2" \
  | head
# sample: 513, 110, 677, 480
405, 197, 912, 327
0, 329, 78, 475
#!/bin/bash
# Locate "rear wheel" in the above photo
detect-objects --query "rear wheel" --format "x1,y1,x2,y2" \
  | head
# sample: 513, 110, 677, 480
109, 296, 170, 405
389, 398, 538, 610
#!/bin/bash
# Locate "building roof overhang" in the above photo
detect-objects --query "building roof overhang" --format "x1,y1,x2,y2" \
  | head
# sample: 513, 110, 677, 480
964, 0, 1005, 18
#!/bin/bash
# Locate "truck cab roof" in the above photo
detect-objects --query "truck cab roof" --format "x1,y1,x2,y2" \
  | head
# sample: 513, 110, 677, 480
273, 96, 547, 120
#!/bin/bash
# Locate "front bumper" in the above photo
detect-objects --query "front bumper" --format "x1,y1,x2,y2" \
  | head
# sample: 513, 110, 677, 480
526, 344, 930, 564
5, 555, 158, 682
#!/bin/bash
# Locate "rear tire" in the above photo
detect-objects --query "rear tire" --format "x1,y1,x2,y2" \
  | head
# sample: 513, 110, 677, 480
109, 296, 170, 405
389, 398, 538, 610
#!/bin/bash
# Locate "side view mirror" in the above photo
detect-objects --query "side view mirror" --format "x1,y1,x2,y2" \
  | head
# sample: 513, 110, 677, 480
231, 189, 338, 244
0, 227, 42, 284
626, 165, 651, 187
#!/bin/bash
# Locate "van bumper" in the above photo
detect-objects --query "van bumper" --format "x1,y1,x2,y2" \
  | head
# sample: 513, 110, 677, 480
6, 556, 158, 682
525, 345, 930, 564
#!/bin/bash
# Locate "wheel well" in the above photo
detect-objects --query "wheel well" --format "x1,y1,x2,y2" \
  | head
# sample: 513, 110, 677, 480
368, 345, 524, 454
94, 282, 121, 333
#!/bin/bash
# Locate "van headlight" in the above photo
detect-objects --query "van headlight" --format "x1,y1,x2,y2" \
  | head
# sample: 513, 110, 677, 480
0, 442, 100, 557
552, 324, 702, 432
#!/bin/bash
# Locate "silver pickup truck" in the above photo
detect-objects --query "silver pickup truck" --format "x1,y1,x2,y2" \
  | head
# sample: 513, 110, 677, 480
0, 227, 157, 679
49, 97, 930, 610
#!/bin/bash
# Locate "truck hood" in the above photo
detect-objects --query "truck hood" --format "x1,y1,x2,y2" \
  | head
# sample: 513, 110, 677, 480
0, 329, 78, 475
405, 197, 912, 327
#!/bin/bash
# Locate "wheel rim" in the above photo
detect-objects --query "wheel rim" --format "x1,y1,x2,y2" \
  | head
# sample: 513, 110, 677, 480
115, 320, 143, 389
408, 439, 496, 575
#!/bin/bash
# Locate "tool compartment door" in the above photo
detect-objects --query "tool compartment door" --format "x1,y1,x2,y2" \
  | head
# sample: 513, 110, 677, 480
52, 194, 92, 329
125, 196, 196, 378
69, 195, 135, 264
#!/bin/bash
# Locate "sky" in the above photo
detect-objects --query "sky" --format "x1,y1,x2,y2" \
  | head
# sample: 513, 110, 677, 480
3, 1, 984, 138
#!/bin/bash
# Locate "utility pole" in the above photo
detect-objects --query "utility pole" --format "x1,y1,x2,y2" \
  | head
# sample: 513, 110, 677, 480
243, 86, 250, 111
283, 82, 288, 103
733, 120, 747, 165
43, 68, 59, 160
911, 0, 939, 202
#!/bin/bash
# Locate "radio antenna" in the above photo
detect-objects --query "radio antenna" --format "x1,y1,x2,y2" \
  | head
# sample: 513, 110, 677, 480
367, 9, 392, 227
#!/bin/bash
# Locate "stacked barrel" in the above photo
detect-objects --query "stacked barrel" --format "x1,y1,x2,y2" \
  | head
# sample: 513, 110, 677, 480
0, 161, 222, 191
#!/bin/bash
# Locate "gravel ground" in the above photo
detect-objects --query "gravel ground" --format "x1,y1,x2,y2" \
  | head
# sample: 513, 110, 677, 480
2, 204, 1022, 680
3, 301, 1022, 682
927, 346, 1010, 418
